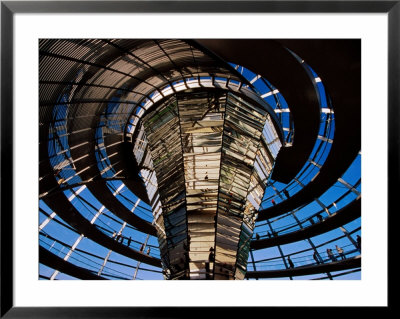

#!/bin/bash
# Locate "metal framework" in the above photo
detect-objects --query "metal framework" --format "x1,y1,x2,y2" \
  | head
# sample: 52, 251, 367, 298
39, 39, 361, 280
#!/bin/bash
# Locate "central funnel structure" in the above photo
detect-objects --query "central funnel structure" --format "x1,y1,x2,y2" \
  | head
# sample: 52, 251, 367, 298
135, 89, 281, 279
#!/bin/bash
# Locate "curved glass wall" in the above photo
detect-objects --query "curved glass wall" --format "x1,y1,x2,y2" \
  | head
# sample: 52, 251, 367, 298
39, 39, 361, 280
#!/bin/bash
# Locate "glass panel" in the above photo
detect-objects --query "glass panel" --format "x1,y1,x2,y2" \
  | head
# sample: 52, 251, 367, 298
142, 96, 188, 279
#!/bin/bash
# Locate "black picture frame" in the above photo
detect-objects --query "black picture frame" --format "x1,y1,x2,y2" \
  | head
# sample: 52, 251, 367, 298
1, 1, 396, 317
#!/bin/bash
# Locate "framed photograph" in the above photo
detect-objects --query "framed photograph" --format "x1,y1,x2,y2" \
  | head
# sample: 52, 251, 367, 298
1, 1, 396, 317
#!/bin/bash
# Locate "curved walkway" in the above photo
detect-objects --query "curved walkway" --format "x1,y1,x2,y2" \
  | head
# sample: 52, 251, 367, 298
251, 197, 361, 250
42, 182, 161, 267
39, 246, 107, 280
246, 255, 361, 279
